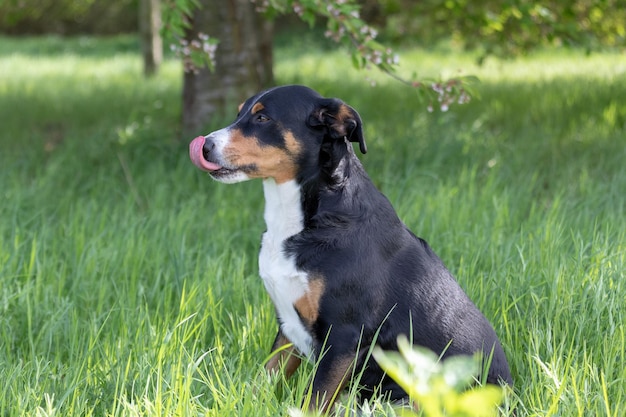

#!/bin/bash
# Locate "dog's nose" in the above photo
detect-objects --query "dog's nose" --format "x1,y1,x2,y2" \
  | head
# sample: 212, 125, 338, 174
202, 136, 216, 160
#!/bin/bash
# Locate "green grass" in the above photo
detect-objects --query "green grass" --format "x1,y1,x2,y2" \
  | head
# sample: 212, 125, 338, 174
1, 35, 625, 416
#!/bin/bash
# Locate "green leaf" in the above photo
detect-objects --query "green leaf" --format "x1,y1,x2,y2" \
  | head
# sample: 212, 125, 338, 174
449, 386, 504, 416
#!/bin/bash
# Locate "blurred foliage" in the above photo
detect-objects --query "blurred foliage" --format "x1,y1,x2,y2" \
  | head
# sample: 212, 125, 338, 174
0, 0, 137, 35
373, 0, 625, 59
372, 337, 507, 416
2, 0, 623, 57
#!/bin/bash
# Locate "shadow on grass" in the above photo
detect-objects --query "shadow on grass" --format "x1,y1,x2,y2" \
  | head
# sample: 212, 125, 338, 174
0, 34, 144, 58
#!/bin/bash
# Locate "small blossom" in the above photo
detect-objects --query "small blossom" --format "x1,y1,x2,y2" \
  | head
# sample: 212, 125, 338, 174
365, 76, 377, 87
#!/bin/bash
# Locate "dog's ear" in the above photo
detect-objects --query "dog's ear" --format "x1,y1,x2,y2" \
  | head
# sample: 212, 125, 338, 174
308, 98, 367, 154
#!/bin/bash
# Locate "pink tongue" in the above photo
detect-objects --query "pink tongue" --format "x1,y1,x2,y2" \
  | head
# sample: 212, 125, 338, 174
189, 136, 222, 172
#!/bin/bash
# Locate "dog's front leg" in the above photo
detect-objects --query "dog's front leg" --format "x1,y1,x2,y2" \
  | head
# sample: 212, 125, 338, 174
266, 330, 302, 378
305, 352, 354, 413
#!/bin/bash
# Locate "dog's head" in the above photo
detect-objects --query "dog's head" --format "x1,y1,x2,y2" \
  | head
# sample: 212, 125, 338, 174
189, 85, 366, 184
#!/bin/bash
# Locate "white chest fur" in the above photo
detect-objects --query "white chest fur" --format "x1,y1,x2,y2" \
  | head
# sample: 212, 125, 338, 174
258, 179, 313, 357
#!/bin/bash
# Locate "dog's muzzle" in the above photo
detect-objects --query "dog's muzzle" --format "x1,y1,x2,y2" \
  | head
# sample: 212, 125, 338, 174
189, 136, 222, 172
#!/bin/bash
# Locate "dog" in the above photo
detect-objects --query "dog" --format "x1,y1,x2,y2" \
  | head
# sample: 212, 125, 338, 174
189, 85, 512, 412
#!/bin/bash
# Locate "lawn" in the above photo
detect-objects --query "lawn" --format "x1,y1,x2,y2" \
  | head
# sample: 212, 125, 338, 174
0, 35, 625, 416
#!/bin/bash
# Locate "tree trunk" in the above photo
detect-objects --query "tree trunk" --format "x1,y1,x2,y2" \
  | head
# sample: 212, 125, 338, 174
182, 0, 274, 135
139, 0, 162, 76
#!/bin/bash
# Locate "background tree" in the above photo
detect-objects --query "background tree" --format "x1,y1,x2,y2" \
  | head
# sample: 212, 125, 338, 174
139, 0, 162, 76
175, 0, 273, 134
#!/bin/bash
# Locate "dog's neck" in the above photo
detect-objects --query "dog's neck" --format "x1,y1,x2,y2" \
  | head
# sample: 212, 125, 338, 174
262, 178, 304, 239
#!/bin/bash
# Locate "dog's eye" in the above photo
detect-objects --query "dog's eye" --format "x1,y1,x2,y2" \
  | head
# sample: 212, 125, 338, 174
256, 115, 270, 123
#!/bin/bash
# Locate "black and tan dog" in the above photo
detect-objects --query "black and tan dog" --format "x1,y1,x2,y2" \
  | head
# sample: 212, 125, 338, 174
189, 85, 512, 412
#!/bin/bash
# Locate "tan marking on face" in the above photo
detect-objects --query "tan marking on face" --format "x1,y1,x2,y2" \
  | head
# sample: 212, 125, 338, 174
237, 102, 244, 112
283, 131, 302, 159
265, 333, 302, 378
223, 129, 301, 184
294, 278, 325, 325
251, 102, 265, 114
